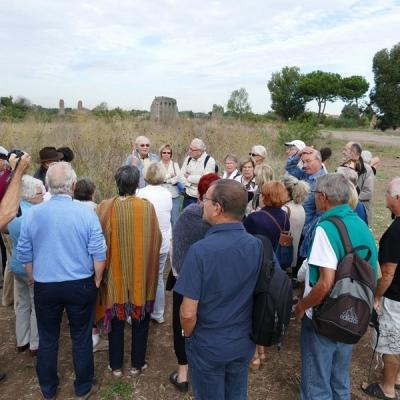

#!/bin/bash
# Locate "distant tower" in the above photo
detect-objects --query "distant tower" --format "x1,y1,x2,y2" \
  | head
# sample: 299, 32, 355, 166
150, 97, 179, 121
58, 99, 65, 116
77, 100, 83, 111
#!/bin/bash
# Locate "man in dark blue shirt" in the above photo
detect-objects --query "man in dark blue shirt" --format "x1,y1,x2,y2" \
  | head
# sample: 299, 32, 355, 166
175, 179, 263, 400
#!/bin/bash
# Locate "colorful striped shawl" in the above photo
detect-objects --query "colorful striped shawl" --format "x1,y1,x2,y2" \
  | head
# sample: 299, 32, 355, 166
96, 195, 162, 331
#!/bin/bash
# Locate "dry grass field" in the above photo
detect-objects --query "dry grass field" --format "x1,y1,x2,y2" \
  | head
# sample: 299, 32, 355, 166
0, 117, 399, 399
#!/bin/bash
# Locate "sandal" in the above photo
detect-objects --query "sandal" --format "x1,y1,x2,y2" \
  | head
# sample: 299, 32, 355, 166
249, 357, 261, 370
362, 382, 398, 400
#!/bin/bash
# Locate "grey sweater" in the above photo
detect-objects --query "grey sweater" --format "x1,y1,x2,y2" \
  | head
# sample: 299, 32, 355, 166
172, 203, 211, 276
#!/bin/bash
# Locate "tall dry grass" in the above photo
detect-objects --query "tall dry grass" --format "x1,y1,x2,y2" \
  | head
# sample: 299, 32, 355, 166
0, 116, 285, 200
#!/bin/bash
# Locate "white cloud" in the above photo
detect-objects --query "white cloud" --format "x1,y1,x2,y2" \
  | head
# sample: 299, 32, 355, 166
0, 0, 399, 113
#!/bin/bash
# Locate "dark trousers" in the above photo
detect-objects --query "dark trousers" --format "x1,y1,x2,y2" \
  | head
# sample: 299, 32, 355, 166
34, 277, 96, 399
173, 290, 187, 365
182, 194, 197, 209
108, 313, 150, 370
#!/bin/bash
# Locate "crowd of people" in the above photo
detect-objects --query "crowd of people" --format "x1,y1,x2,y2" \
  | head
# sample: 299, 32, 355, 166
0, 135, 399, 400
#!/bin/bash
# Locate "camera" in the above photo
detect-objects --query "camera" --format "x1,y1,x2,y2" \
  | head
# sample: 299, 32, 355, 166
7, 149, 24, 160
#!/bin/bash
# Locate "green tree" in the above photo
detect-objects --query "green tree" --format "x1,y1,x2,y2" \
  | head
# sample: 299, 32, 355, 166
227, 87, 252, 117
340, 104, 360, 120
371, 43, 400, 130
340, 76, 369, 107
211, 104, 224, 118
267, 66, 306, 120
298, 71, 342, 119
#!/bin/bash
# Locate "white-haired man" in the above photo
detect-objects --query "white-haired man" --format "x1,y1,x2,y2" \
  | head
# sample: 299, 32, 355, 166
125, 135, 159, 188
16, 162, 107, 400
181, 138, 216, 208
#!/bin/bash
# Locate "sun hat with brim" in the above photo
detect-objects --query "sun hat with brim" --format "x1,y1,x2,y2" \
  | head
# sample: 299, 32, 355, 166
0, 146, 8, 160
285, 140, 306, 151
39, 147, 64, 162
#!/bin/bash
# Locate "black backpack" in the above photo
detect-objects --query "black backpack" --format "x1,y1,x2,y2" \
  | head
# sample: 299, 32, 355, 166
312, 216, 376, 344
187, 154, 219, 173
252, 235, 293, 348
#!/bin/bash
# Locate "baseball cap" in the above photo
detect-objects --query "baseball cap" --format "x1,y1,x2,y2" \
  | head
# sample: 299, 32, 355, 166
285, 140, 306, 151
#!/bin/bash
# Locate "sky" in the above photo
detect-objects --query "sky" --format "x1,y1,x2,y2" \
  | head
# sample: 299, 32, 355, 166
1, 0, 399, 114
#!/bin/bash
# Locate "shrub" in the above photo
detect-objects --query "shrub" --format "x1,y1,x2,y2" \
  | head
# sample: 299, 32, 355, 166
277, 121, 321, 146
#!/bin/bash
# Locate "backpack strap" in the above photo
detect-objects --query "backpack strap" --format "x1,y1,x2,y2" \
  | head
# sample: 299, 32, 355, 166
204, 154, 210, 168
326, 217, 372, 262
186, 157, 192, 166
260, 209, 283, 232
325, 216, 353, 254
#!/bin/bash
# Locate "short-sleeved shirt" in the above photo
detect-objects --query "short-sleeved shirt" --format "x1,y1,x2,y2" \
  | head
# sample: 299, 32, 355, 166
379, 217, 400, 302
174, 223, 263, 361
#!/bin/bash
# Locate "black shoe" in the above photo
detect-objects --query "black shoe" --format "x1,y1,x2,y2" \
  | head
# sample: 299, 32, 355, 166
169, 371, 189, 393
0, 372, 6, 382
17, 343, 29, 353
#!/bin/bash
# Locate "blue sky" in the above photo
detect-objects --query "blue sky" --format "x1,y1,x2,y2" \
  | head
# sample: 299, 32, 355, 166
1, 0, 399, 114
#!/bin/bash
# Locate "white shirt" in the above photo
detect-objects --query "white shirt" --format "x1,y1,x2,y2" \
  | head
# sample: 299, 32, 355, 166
222, 169, 240, 179
303, 226, 338, 319
181, 152, 216, 198
137, 185, 172, 254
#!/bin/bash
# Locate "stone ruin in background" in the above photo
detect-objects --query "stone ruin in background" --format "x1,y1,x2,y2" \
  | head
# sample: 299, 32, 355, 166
150, 96, 179, 121
58, 99, 65, 116
58, 99, 85, 115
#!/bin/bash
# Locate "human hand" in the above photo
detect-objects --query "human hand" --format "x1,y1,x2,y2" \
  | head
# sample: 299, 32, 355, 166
300, 146, 314, 156
373, 297, 381, 313
130, 155, 139, 167
294, 301, 305, 322
12, 152, 31, 173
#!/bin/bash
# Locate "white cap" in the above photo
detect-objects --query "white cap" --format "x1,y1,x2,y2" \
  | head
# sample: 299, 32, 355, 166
0, 146, 8, 158
285, 140, 306, 151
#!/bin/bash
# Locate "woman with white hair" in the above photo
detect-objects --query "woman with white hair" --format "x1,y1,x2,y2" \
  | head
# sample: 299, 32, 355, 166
7, 175, 45, 356
249, 145, 267, 166
138, 163, 172, 323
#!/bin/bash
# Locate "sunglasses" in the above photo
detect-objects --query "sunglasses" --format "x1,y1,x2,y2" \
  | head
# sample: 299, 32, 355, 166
162, 151, 171, 155
249, 153, 259, 157
139, 144, 150, 147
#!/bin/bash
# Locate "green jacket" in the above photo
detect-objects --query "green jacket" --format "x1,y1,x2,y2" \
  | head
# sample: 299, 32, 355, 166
308, 204, 378, 286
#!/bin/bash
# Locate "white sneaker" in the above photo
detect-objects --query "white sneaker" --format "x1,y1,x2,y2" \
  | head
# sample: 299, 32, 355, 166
108, 365, 123, 378
93, 338, 109, 353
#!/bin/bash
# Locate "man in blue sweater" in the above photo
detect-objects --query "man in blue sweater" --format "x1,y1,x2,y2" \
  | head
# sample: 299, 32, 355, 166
16, 162, 106, 400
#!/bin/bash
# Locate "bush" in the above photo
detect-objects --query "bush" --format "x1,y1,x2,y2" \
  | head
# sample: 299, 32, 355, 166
340, 104, 360, 120
277, 121, 321, 146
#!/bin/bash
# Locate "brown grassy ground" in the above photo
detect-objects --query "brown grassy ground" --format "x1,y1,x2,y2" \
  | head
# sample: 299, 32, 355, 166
0, 119, 399, 399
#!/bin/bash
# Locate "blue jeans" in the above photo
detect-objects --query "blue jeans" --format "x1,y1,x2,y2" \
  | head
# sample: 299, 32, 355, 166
171, 196, 181, 226
34, 276, 96, 399
151, 252, 168, 321
186, 338, 251, 400
300, 317, 353, 400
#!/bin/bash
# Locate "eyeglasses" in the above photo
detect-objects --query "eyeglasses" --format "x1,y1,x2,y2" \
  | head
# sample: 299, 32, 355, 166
249, 153, 260, 157
162, 151, 171, 155
139, 144, 150, 147
203, 196, 216, 203
189, 148, 200, 152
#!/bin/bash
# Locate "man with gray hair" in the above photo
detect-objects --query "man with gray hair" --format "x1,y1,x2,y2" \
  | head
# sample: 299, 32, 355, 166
16, 162, 107, 400
125, 135, 159, 188
175, 179, 263, 399
363, 177, 400, 400
294, 173, 378, 399
181, 138, 216, 208
286, 146, 326, 260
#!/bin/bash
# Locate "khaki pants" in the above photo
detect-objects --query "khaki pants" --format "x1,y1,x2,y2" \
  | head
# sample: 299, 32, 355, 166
2, 262, 14, 307
14, 275, 39, 350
